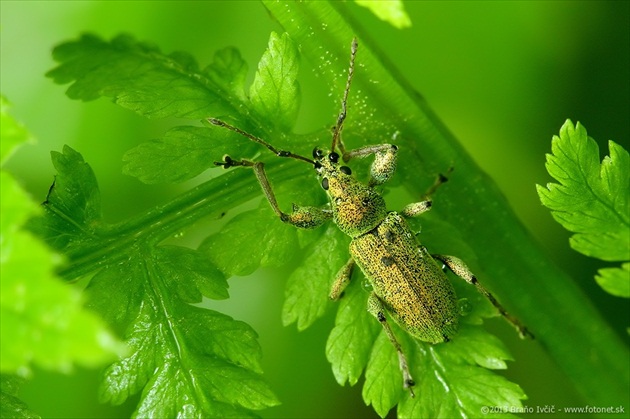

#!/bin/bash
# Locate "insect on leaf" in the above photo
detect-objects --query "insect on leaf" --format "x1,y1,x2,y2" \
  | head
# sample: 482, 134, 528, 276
326, 271, 523, 418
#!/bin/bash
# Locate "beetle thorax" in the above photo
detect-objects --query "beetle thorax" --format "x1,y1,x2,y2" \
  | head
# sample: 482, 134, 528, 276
314, 149, 387, 238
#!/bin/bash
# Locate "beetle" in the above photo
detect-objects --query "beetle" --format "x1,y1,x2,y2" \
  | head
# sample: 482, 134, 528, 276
209, 38, 532, 396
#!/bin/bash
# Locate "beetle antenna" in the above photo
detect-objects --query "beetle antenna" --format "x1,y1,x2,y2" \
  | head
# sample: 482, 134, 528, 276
208, 118, 315, 165
331, 37, 358, 154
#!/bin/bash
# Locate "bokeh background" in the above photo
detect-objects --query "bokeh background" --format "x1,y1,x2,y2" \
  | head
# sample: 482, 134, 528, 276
1, 1, 628, 418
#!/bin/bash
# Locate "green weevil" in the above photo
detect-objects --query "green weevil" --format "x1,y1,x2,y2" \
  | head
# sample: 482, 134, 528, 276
209, 38, 532, 397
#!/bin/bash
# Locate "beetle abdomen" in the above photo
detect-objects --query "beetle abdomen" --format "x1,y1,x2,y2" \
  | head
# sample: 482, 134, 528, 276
350, 212, 459, 343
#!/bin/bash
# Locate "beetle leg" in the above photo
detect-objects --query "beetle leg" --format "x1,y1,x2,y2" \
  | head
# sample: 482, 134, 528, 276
342, 144, 398, 186
401, 200, 432, 218
367, 292, 416, 397
215, 156, 332, 229
421, 171, 450, 200
329, 258, 355, 300
401, 171, 451, 218
432, 254, 534, 339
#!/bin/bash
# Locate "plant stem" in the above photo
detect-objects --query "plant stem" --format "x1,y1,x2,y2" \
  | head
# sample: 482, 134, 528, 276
58, 162, 306, 280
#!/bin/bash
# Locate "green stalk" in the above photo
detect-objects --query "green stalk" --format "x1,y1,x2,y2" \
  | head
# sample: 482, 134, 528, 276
58, 162, 305, 280
262, 0, 628, 408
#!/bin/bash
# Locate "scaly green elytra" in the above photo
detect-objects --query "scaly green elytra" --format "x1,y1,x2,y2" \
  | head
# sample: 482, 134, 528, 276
209, 38, 532, 397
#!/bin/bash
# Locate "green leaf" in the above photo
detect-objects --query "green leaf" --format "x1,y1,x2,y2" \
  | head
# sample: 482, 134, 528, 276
46, 33, 236, 119
361, 325, 402, 418
122, 125, 259, 184
205, 46, 249, 100
399, 338, 524, 419
30, 7, 630, 418
1, 96, 33, 164
252, 18, 630, 413
354, 0, 412, 29
0, 220, 122, 373
250, 32, 300, 132
1, 104, 121, 378
27, 146, 103, 252
326, 280, 380, 387
537, 120, 629, 261
1, 375, 40, 419
537, 120, 630, 297
92, 248, 278, 417
596, 263, 630, 298
200, 203, 300, 277
31, 146, 279, 416
153, 246, 229, 302
323, 262, 521, 417
282, 225, 350, 330
389, 323, 521, 418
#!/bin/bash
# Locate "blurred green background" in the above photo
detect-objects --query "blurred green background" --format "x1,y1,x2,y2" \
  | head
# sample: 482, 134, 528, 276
1, 1, 628, 418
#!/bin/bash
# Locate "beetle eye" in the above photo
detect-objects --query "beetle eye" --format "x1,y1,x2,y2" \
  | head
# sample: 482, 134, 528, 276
313, 148, 324, 159
321, 178, 329, 190
329, 152, 339, 163
340, 166, 352, 175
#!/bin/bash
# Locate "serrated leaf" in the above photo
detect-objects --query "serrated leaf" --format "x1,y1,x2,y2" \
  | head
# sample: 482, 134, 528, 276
39, 27, 535, 417
537, 120, 629, 262
326, 280, 380, 387
47, 33, 236, 119
1, 107, 121, 377
325, 271, 520, 418
282, 225, 350, 330
537, 120, 630, 298
200, 204, 300, 276
362, 331, 403, 418
205, 47, 248, 100
154, 246, 228, 302
29, 145, 278, 416
1, 172, 38, 239
438, 326, 512, 370
397, 328, 524, 419
315, 213, 519, 417
596, 263, 630, 298
82, 260, 143, 336
355, 0, 412, 29
27, 145, 103, 253
0, 225, 121, 373
122, 125, 259, 184
93, 248, 278, 417
250, 32, 300, 132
